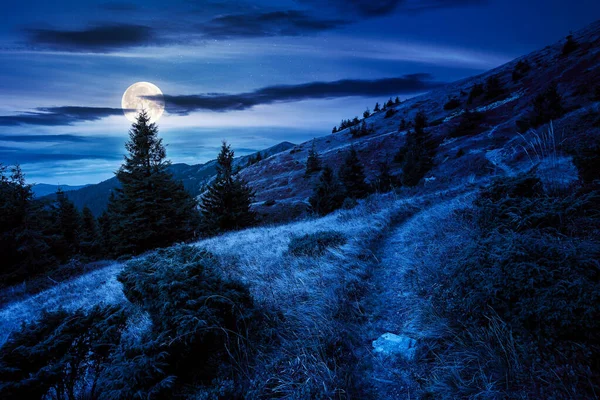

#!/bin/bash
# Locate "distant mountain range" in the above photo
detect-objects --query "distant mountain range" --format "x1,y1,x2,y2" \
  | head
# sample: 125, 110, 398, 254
32, 183, 89, 198
44, 141, 295, 216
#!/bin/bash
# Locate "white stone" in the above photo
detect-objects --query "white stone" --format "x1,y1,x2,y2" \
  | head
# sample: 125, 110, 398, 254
372, 333, 417, 360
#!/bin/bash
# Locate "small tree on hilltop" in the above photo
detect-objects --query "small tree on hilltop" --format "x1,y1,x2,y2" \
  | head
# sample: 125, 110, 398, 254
105, 110, 199, 256
562, 34, 578, 56
339, 147, 370, 199
200, 141, 256, 235
309, 166, 345, 216
394, 96, 401, 105
374, 102, 381, 112
386, 98, 394, 108
363, 108, 371, 119
305, 140, 321, 176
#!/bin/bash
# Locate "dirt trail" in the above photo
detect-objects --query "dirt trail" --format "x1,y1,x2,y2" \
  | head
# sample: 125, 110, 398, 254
355, 192, 475, 399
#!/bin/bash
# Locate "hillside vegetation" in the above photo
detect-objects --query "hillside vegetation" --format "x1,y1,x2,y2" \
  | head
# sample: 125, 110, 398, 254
1, 20, 600, 400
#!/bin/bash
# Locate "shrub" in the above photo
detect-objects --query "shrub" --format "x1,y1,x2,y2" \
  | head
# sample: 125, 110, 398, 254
117, 246, 263, 389
395, 112, 437, 186
512, 60, 531, 82
264, 199, 276, 206
467, 83, 484, 104
384, 108, 396, 118
432, 174, 600, 398
449, 109, 485, 138
443, 97, 461, 110
349, 120, 374, 137
484, 75, 505, 100
530, 82, 564, 127
0, 305, 127, 399
562, 34, 578, 56
288, 231, 346, 257
339, 148, 370, 199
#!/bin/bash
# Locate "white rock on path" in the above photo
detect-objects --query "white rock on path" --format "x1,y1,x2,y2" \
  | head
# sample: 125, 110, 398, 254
372, 333, 417, 360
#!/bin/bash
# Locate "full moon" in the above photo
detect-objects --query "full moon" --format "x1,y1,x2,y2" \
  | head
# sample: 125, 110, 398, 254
121, 82, 165, 123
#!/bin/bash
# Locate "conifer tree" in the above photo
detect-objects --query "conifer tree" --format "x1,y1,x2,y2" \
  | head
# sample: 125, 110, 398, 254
395, 96, 401, 105
386, 98, 394, 108
339, 147, 370, 199
56, 188, 81, 254
373, 160, 397, 192
398, 111, 436, 186
105, 111, 199, 256
374, 102, 381, 112
305, 140, 321, 175
309, 166, 345, 216
80, 206, 99, 256
363, 108, 371, 119
200, 141, 256, 235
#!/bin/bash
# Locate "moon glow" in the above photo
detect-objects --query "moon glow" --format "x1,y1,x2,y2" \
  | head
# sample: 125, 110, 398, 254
121, 82, 165, 123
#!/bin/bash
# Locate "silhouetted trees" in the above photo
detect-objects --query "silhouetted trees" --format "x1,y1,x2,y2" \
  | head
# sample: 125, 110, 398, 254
395, 111, 437, 186
305, 140, 321, 175
339, 147, 370, 199
562, 34, 578, 56
103, 111, 199, 256
200, 141, 256, 235
309, 166, 345, 216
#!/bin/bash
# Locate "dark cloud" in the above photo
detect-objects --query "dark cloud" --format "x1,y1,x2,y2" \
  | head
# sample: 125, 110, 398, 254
24, 24, 156, 52
0, 134, 89, 142
199, 10, 349, 39
151, 74, 444, 113
0, 107, 126, 126
297, 0, 484, 16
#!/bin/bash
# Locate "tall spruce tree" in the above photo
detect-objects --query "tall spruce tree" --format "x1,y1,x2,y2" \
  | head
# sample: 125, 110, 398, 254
104, 111, 199, 256
200, 141, 256, 235
309, 166, 345, 216
398, 111, 437, 186
305, 140, 321, 176
339, 147, 370, 199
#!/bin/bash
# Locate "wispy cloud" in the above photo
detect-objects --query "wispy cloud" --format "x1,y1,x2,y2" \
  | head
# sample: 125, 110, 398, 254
23, 24, 157, 53
0, 107, 127, 126
152, 74, 444, 113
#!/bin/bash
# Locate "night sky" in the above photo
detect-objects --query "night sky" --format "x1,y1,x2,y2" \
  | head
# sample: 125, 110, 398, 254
2, 0, 599, 185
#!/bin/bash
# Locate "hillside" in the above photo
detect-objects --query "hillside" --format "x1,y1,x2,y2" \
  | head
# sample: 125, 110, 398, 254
1, 20, 599, 400
242, 20, 600, 222
50, 141, 295, 215
31, 183, 88, 198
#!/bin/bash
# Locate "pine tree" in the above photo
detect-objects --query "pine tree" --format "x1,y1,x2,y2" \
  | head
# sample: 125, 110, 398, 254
386, 98, 394, 108
339, 148, 370, 199
309, 166, 345, 216
332, 126, 338, 134
80, 206, 99, 256
374, 102, 381, 112
373, 160, 397, 192
394, 96, 401, 105
200, 141, 256, 235
363, 108, 371, 119
105, 111, 199, 256
398, 111, 437, 187
56, 188, 81, 255
255, 152, 263, 162
305, 140, 321, 175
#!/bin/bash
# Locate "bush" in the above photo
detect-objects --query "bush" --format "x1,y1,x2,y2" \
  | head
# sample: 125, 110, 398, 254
512, 60, 531, 82
349, 120, 374, 137
467, 83, 484, 104
562, 34, 578, 56
0, 305, 126, 399
288, 231, 346, 257
530, 83, 564, 127
117, 246, 263, 391
432, 173, 600, 398
449, 109, 485, 138
395, 111, 437, 186
384, 108, 396, 118
484, 75, 505, 101
443, 97, 461, 110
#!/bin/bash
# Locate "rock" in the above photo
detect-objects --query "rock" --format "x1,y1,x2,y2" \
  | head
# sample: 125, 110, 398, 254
372, 333, 417, 360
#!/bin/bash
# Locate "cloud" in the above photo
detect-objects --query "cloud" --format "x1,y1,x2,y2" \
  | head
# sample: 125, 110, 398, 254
24, 24, 157, 52
199, 10, 349, 39
0, 107, 126, 126
0, 134, 89, 142
149, 74, 444, 113
297, 0, 485, 16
